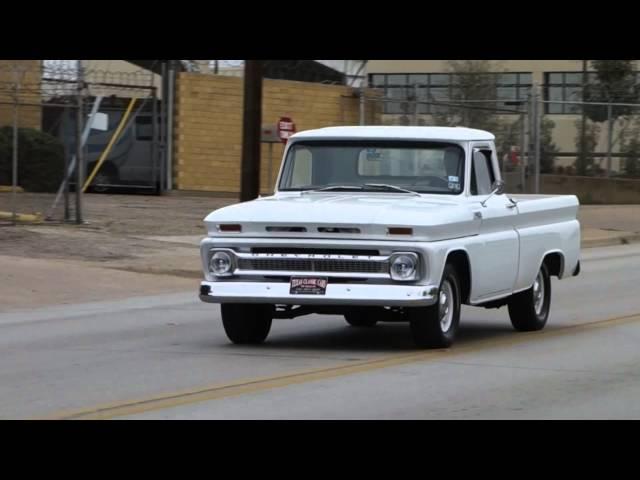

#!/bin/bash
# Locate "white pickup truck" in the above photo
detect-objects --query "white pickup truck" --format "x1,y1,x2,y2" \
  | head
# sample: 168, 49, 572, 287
199, 126, 581, 348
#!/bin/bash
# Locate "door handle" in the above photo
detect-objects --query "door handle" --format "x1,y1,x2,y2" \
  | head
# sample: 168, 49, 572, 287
506, 203, 517, 209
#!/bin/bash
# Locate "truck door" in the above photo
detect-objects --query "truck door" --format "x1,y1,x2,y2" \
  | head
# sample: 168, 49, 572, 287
467, 146, 519, 301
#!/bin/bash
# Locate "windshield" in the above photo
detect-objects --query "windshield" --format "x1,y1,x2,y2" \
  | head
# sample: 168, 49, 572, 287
278, 140, 465, 195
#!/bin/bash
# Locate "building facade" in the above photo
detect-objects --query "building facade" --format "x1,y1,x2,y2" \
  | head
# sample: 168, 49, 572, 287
366, 60, 640, 174
0, 60, 43, 130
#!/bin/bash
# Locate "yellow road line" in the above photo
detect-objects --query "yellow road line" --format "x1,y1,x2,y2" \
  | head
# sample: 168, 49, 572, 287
40, 312, 640, 420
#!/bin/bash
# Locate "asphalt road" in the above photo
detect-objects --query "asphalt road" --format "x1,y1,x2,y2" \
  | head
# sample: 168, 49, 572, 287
2, 243, 640, 420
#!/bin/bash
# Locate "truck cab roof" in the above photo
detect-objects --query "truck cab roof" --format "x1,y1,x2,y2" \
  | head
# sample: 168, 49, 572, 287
290, 126, 496, 143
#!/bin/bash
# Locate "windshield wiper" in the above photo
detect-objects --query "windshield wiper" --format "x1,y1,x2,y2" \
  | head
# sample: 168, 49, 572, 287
362, 183, 421, 196
300, 184, 421, 196
302, 185, 364, 193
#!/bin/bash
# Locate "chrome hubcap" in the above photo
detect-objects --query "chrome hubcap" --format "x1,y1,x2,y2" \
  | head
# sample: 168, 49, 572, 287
439, 280, 454, 332
533, 270, 545, 315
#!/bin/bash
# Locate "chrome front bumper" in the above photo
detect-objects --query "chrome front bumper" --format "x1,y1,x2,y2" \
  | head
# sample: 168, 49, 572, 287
199, 281, 438, 307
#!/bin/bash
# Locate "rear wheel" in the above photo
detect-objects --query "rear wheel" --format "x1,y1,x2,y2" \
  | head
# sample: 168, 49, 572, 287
508, 263, 551, 331
221, 304, 273, 344
409, 264, 461, 348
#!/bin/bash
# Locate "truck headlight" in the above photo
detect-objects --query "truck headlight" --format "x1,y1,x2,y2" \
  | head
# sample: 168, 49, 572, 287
209, 250, 234, 276
389, 253, 419, 281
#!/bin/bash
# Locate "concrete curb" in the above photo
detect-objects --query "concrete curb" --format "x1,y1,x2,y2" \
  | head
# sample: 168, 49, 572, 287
582, 233, 640, 249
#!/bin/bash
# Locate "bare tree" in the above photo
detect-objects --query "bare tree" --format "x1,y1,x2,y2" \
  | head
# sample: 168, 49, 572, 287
432, 60, 502, 133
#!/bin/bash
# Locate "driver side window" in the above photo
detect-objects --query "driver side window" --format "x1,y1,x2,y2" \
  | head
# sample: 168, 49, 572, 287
470, 150, 495, 196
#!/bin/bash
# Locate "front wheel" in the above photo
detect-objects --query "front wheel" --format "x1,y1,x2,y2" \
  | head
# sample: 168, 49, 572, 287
508, 263, 551, 332
221, 304, 273, 344
409, 264, 461, 348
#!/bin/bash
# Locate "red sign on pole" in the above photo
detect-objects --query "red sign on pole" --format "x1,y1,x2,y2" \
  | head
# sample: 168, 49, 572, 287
277, 117, 296, 144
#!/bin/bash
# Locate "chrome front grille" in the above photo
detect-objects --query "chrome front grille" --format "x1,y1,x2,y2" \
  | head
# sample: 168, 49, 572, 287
237, 258, 386, 274
233, 252, 391, 278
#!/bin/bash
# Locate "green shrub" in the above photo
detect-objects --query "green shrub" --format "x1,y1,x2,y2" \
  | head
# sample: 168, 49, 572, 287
0, 127, 65, 192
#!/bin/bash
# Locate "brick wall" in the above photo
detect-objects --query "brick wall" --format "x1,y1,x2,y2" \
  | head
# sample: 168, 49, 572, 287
0, 60, 42, 130
174, 73, 379, 194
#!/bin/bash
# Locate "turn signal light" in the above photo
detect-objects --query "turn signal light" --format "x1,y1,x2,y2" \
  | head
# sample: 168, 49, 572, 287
217, 224, 242, 232
388, 227, 413, 235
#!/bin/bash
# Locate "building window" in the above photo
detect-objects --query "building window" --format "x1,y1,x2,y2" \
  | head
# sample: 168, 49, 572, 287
543, 72, 597, 114
368, 73, 532, 114
543, 71, 640, 114
135, 115, 153, 141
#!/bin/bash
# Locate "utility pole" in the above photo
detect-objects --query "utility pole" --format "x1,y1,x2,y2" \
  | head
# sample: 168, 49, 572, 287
11, 72, 19, 225
534, 86, 541, 193
520, 105, 527, 193
240, 60, 263, 202
528, 90, 536, 190
413, 84, 419, 126
63, 118, 70, 221
166, 60, 175, 192
606, 101, 613, 178
579, 60, 588, 176
160, 61, 167, 191
75, 60, 85, 224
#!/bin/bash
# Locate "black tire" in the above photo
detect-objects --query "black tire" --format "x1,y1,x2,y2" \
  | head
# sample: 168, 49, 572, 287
344, 309, 378, 328
221, 304, 273, 344
409, 264, 461, 348
89, 163, 118, 193
508, 263, 551, 332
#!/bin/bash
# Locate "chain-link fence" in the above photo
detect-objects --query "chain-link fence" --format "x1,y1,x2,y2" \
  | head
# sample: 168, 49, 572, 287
540, 99, 640, 178
0, 60, 164, 225
359, 87, 530, 193
0, 61, 81, 225
359, 84, 640, 199
537, 95, 640, 203
189, 60, 367, 86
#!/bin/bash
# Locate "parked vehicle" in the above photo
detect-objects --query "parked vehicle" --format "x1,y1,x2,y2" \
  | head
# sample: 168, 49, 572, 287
49, 102, 162, 193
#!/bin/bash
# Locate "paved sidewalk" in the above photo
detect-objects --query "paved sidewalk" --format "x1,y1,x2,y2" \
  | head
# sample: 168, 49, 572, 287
579, 205, 640, 248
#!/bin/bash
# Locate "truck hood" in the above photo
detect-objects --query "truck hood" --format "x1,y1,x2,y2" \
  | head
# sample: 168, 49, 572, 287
204, 193, 478, 242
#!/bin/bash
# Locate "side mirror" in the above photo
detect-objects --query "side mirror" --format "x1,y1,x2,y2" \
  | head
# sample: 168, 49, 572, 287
480, 180, 506, 207
492, 179, 506, 195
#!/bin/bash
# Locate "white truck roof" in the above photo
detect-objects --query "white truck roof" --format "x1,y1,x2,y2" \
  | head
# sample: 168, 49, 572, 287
290, 126, 495, 142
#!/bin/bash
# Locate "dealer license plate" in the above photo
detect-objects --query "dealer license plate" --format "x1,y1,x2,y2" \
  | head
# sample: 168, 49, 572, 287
289, 277, 328, 295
